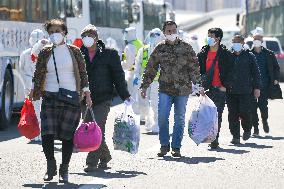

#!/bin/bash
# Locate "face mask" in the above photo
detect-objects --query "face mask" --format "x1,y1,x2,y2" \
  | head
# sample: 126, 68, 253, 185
232, 43, 243, 52
82, 36, 95, 48
165, 34, 178, 42
253, 40, 262, 47
49, 33, 64, 45
207, 37, 216, 46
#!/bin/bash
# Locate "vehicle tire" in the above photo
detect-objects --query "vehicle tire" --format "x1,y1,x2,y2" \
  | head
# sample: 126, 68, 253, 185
0, 70, 14, 130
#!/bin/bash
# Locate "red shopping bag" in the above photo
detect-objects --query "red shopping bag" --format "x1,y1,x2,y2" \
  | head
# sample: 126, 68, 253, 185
18, 98, 40, 139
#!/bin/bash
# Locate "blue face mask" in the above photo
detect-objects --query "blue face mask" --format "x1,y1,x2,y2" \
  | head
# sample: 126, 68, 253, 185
207, 37, 216, 46
232, 43, 243, 52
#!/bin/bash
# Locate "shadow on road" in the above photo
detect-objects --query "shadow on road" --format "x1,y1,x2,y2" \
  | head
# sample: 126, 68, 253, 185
253, 135, 284, 140
23, 182, 79, 189
72, 169, 147, 179
229, 142, 273, 149
159, 156, 225, 164
0, 115, 21, 142
209, 147, 250, 154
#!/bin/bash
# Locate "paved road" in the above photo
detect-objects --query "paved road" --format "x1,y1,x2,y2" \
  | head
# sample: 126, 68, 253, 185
1, 84, 284, 189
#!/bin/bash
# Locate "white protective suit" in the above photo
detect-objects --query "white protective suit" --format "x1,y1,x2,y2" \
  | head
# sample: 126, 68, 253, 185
133, 28, 165, 133
178, 30, 200, 54
121, 27, 141, 96
19, 29, 45, 141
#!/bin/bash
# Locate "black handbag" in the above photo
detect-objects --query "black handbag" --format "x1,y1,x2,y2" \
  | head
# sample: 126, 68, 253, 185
201, 51, 219, 90
52, 48, 80, 106
268, 83, 283, 100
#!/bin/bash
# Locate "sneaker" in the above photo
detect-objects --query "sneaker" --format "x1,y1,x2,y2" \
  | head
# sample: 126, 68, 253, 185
171, 148, 181, 158
242, 131, 251, 141
262, 120, 269, 133
253, 127, 259, 136
231, 138, 241, 145
157, 145, 170, 157
84, 164, 97, 172
209, 139, 219, 149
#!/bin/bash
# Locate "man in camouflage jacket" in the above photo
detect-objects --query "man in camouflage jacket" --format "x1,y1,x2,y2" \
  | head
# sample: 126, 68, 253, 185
140, 21, 203, 157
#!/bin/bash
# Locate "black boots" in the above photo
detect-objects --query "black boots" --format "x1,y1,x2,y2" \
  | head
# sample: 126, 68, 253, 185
59, 164, 69, 183
44, 159, 57, 181
43, 160, 69, 183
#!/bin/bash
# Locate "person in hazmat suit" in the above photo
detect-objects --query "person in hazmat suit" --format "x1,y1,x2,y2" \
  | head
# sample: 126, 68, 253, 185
19, 29, 48, 141
121, 27, 143, 96
132, 28, 165, 133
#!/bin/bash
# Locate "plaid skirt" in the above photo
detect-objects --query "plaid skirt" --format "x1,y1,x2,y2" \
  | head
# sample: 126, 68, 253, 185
40, 92, 81, 140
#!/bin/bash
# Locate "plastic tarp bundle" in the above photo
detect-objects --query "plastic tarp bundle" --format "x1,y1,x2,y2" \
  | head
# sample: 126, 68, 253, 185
188, 95, 218, 145
113, 105, 140, 154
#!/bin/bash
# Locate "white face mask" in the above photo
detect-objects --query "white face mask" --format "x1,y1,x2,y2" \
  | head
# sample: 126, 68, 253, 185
253, 40, 262, 47
82, 36, 95, 48
49, 33, 64, 45
165, 34, 178, 42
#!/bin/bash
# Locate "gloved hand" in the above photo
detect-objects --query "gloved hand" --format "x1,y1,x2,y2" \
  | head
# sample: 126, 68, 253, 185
191, 83, 200, 96
133, 77, 139, 86
124, 96, 135, 106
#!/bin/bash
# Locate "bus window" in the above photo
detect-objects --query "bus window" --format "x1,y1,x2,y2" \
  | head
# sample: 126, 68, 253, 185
143, 3, 161, 31
48, 0, 65, 20
66, 0, 82, 18
90, 0, 107, 27
109, 0, 127, 28
0, 0, 10, 20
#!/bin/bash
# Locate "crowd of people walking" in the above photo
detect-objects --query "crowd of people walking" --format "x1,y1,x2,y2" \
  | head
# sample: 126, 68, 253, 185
20, 18, 281, 183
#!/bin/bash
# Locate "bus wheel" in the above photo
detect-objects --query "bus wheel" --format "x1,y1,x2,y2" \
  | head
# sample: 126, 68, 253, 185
0, 70, 14, 130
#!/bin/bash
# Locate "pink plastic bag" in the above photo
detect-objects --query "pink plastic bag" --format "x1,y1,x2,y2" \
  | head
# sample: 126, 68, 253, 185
73, 107, 102, 152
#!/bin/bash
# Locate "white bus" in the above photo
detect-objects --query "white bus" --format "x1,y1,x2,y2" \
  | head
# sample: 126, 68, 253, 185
68, 0, 175, 53
0, 0, 174, 129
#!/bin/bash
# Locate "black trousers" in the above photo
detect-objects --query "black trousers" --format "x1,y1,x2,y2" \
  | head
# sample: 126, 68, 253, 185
227, 94, 252, 139
251, 88, 269, 129
42, 134, 74, 165
206, 88, 226, 141
82, 100, 112, 166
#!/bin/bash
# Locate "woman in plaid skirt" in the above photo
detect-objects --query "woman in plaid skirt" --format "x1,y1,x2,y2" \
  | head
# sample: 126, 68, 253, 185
29, 19, 92, 183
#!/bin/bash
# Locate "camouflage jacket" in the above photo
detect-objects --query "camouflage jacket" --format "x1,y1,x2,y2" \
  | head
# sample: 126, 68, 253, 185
140, 39, 201, 96
32, 44, 89, 100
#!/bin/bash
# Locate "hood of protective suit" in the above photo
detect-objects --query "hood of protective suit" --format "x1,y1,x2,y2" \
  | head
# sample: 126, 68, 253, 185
146, 28, 165, 54
124, 27, 137, 42
29, 29, 45, 46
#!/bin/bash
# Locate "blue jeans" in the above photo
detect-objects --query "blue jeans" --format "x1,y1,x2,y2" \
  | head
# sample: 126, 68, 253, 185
158, 92, 189, 149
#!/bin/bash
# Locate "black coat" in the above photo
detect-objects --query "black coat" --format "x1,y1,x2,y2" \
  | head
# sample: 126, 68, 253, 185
197, 44, 234, 89
228, 50, 261, 94
81, 42, 130, 105
250, 47, 280, 84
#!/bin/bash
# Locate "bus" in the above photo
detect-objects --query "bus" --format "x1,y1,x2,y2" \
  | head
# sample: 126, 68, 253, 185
68, 0, 175, 54
0, 0, 174, 129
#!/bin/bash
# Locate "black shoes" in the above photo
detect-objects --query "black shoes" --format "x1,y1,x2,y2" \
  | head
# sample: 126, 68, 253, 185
209, 139, 219, 149
98, 156, 112, 169
59, 164, 69, 183
231, 138, 241, 145
43, 159, 57, 181
157, 145, 170, 157
171, 148, 181, 158
243, 131, 251, 141
262, 120, 269, 133
253, 127, 259, 136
